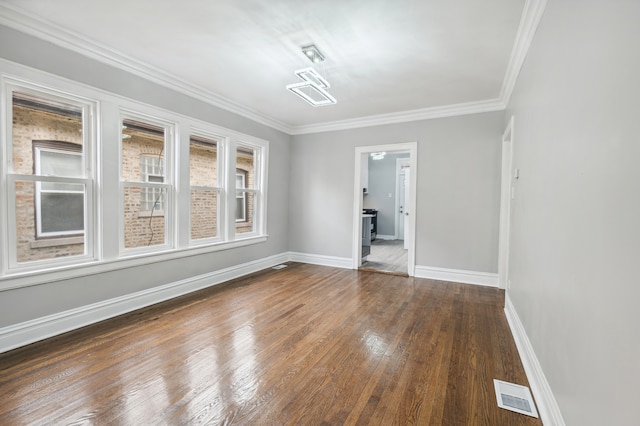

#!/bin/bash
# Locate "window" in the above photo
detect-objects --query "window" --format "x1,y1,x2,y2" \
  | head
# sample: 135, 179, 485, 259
189, 131, 268, 244
5, 87, 95, 268
140, 155, 164, 212
120, 117, 173, 251
1, 65, 269, 285
235, 171, 247, 222
234, 142, 266, 236
189, 133, 222, 242
34, 142, 84, 237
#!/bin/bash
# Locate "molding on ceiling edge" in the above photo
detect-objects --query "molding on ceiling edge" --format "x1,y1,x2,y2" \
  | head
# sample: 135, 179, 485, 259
289, 99, 505, 135
0, 4, 293, 135
290, 0, 549, 135
0, 0, 547, 136
498, 0, 549, 107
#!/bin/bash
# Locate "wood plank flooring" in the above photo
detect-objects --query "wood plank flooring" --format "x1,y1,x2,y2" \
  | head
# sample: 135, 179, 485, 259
0, 263, 541, 425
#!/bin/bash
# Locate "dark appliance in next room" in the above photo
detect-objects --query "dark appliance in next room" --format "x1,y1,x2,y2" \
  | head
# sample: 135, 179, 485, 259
362, 209, 377, 241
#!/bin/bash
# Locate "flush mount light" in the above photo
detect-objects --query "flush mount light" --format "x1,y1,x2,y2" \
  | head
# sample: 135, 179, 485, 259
370, 152, 386, 160
286, 67, 337, 107
301, 44, 325, 63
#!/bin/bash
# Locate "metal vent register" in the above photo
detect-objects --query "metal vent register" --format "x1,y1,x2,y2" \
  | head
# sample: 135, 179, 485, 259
493, 379, 539, 418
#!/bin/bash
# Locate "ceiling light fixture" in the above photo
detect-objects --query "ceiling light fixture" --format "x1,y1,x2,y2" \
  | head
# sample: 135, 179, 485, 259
301, 44, 325, 63
286, 67, 337, 107
370, 152, 386, 160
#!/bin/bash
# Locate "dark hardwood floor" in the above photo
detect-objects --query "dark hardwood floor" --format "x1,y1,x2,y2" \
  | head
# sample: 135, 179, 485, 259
0, 263, 541, 425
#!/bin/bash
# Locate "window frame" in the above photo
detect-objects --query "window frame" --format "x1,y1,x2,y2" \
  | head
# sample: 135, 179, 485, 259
119, 111, 175, 255
0, 62, 269, 290
231, 138, 268, 240
188, 128, 226, 246
33, 142, 85, 238
2, 79, 97, 274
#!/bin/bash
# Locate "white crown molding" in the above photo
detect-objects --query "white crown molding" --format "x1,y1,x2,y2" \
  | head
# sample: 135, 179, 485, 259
504, 293, 566, 426
414, 265, 498, 287
0, 0, 547, 136
498, 0, 549, 106
0, 4, 293, 135
289, 0, 548, 136
289, 98, 506, 135
283, 0, 549, 136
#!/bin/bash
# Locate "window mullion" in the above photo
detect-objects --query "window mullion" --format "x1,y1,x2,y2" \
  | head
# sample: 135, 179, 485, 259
8, 174, 91, 184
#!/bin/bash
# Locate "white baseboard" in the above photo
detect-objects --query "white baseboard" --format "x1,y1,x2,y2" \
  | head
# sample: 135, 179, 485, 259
504, 294, 565, 426
287, 252, 352, 269
0, 253, 499, 354
414, 265, 498, 287
0, 252, 289, 354
375, 234, 396, 240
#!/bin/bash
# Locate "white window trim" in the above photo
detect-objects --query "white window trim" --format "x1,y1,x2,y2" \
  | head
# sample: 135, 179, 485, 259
119, 110, 176, 256
0, 59, 269, 289
0, 234, 268, 291
230, 138, 269, 240
1, 77, 97, 275
188, 128, 226, 246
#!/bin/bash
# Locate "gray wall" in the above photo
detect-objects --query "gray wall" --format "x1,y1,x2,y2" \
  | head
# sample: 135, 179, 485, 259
0, 25, 291, 327
364, 153, 409, 237
505, 1, 640, 424
289, 112, 503, 272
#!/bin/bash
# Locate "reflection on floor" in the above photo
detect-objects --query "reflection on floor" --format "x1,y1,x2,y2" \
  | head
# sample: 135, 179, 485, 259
361, 239, 408, 275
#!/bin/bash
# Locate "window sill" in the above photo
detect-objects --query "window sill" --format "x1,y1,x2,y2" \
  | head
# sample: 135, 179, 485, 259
0, 234, 268, 291
30, 236, 84, 249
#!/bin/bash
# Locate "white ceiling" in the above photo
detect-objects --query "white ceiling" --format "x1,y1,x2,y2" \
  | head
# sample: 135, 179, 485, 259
0, 0, 528, 133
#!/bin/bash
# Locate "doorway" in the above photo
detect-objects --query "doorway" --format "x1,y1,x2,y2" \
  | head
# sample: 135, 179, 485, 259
352, 142, 417, 276
498, 117, 514, 290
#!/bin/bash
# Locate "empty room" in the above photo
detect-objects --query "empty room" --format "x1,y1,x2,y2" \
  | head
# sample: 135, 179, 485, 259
0, 1, 637, 425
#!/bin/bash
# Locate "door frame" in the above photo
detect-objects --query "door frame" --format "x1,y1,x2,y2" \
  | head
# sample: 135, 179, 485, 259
394, 157, 411, 240
498, 116, 514, 290
352, 142, 417, 276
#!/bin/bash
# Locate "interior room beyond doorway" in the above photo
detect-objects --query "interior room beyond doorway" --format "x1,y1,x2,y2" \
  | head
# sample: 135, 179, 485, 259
360, 150, 410, 276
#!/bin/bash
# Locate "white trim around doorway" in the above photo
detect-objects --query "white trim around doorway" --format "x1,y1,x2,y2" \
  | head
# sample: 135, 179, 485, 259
352, 142, 417, 276
394, 157, 411, 240
498, 116, 514, 290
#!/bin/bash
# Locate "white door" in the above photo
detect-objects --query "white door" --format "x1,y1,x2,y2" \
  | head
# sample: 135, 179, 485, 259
398, 169, 406, 240
403, 168, 410, 250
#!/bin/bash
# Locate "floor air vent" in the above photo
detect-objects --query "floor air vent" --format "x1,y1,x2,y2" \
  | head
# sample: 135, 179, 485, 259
493, 379, 539, 418
272, 264, 288, 270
